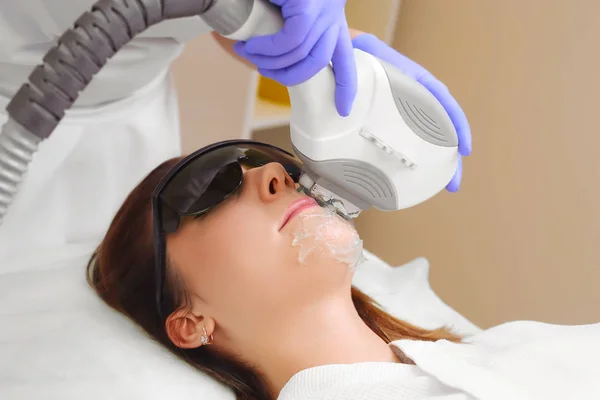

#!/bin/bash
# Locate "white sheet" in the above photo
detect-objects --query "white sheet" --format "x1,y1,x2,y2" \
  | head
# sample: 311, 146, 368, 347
0, 243, 480, 399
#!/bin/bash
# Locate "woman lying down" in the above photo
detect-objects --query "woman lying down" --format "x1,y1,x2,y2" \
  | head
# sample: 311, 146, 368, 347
87, 140, 599, 400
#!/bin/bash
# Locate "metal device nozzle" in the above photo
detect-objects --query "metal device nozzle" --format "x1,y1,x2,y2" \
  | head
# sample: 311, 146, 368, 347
297, 173, 362, 221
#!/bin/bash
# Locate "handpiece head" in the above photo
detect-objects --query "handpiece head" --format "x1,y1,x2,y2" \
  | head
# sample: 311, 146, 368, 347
297, 173, 362, 221
288, 49, 459, 214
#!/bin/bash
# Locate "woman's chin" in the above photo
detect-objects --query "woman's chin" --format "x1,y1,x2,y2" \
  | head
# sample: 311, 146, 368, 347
289, 208, 365, 270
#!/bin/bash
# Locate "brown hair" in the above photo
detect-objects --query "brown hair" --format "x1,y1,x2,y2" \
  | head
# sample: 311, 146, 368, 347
87, 156, 460, 400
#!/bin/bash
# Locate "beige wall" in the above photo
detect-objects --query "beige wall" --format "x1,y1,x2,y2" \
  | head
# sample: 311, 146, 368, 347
172, 34, 255, 153
355, 0, 600, 328
176, 1, 600, 329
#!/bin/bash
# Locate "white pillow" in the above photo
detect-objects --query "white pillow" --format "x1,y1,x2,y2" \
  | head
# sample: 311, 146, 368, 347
0, 243, 480, 399
353, 252, 481, 336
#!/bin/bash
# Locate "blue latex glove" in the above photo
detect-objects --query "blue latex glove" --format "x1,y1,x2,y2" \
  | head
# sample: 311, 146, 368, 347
233, 0, 357, 116
352, 33, 472, 192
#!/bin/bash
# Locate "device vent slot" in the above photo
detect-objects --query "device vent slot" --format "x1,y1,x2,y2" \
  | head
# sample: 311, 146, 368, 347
415, 106, 440, 130
397, 98, 448, 144
342, 163, 394, 200
345, 177, 377, 199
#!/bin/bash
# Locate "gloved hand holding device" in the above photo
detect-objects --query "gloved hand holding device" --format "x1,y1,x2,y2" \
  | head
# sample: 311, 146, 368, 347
233, 1, 471, 192
233, 0, 357, 117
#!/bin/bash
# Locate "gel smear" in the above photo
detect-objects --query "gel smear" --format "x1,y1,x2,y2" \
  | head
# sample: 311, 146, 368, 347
291, 198, 365, 269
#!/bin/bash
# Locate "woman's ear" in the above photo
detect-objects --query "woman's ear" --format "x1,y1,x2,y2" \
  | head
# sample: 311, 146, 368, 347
165, 309, 215, 349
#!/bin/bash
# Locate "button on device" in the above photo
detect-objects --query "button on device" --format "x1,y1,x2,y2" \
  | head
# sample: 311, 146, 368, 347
398, 154, 417, 169
359, 129, 377, 142
360, 129, 416, 168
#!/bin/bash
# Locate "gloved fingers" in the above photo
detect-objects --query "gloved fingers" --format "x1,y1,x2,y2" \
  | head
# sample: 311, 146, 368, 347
352, 33, 425, 78
445, 154, 462, 192
242, 3, 317, 56
257, 24, 339, 87
331, 18, 357, 116
235, 15, 332, 70
242, 0, 323, 57
418, 73, 472, 157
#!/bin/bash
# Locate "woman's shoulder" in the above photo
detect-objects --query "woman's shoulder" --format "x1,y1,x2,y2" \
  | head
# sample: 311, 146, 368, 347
395, 320, 600, 348
390, 321, 600, 400
456, 320, 600, 346
392, 320, 600, 369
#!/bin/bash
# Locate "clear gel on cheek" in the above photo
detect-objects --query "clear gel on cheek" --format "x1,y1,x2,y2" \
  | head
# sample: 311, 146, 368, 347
292, 188, 365, 269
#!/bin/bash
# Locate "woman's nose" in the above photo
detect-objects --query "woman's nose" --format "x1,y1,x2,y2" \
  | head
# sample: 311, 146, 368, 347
257, 163, 296, 203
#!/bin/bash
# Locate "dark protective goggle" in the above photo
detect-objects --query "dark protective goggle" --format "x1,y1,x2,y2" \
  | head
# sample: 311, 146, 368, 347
151, 140, 303, 320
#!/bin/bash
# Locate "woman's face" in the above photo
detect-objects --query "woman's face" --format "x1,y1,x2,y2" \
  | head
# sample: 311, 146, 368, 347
166, 162, 362, 345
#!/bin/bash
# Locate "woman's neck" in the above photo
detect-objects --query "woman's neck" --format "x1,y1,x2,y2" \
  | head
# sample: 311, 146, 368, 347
240, 289, 399, 396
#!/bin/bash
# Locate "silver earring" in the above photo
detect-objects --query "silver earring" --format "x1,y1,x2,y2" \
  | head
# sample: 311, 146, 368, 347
200, 326, 213, 346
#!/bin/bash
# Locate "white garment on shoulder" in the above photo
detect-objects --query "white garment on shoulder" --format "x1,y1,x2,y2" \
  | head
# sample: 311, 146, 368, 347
278, 321, 600, 400
278, 362, 471, 400
0, 0, 211, 106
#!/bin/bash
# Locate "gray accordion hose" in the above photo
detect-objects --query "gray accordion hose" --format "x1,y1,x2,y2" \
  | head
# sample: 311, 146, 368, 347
0, 0, 217, 224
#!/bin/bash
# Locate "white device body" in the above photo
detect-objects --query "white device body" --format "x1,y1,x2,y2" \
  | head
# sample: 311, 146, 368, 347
224, 0, 459, 213
288, 50, 459, 212
221, 0, 283, 40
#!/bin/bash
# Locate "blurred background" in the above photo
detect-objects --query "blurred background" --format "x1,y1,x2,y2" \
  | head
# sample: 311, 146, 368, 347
171, 0, 599, 329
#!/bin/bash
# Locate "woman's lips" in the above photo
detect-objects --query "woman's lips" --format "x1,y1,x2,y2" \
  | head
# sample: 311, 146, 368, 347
279, 197, 318, 230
